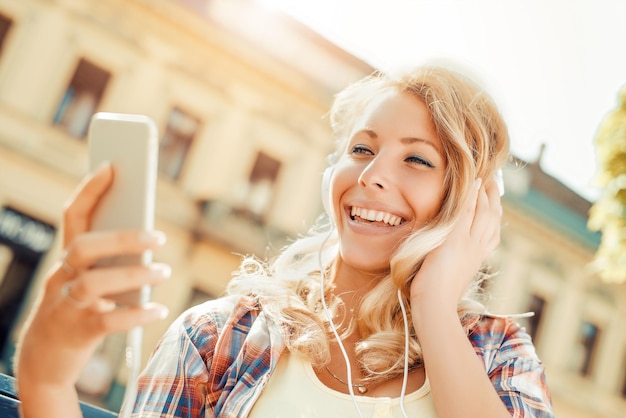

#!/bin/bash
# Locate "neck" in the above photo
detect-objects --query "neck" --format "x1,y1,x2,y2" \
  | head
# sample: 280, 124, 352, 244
333, 257, 388, 294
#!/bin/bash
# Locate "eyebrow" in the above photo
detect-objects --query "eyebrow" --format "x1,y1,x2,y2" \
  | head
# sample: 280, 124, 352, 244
357, 129, 441, 152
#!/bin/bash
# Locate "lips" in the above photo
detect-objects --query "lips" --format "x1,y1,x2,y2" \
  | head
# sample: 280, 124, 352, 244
350, 206, 404, 226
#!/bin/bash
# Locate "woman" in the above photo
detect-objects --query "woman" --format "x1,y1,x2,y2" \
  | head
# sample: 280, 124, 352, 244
15, 66, 553, 417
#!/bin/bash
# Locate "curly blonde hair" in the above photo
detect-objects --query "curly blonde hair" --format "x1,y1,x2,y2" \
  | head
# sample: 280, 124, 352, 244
226, 65, 510, 384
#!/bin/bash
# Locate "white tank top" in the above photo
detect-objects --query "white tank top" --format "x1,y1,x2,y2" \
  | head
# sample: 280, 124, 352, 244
249, 352, 437, 418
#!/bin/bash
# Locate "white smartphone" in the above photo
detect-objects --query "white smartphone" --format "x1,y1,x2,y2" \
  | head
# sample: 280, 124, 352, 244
87, 112, 159, 306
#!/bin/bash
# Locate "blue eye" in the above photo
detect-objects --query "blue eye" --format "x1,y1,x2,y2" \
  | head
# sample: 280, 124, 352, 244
406, 155, 434, 168
350, 144, 373, 155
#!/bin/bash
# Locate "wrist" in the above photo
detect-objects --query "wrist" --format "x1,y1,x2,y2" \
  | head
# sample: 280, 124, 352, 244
18, 384, 82, 418
410, 267, 471, 312
410, 291, 460, 332
410, 277, 458, 312
16, 341, 78, 389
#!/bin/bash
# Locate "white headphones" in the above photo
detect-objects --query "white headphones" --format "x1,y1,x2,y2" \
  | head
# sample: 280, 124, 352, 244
321, 166, 334, 216
495, 168, 505, 197
318, 165, 504, 418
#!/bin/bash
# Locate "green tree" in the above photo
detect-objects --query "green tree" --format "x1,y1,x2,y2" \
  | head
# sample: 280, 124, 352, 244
588, 86, 626, 283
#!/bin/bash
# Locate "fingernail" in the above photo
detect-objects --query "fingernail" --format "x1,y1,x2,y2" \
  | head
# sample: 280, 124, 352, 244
156, 306, 169, 319
95, 161, 112, 173
145, 303, 169, 320
149, 263, 172, 280
140, 230, 166, 246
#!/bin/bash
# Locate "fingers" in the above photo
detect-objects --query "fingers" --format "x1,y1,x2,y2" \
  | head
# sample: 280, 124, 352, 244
47, 229, 167, 309
455, 178, 482, 233
455, 177, 503, 243
469, 178, 502, 252
68, 263, 171, 307
41, 256, 171, 346
91, 302, 169, 334
63, 164, 114, 247
485, 177, 503, 215
414, 177, 503, 305
63, 229, 166, 272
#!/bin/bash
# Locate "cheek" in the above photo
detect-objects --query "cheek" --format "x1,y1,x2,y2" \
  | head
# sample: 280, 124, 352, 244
330, 164, 358, 209
409, 180, 446, 223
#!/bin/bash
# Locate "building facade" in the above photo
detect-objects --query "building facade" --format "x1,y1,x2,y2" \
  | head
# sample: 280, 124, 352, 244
0, 0, 373, 408
0, 0, 624, 415
494, 154, 626, 418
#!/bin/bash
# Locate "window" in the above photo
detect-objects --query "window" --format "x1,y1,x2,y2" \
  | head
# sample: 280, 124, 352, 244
158, 107, 200, 180
0, 245, 12, 287
53, 58, 110, 138
574, 321, 600, 376
0, 207, 56, 374
0, 13, 12, 55
241, 152, 281, 218
525, 294, 546, 342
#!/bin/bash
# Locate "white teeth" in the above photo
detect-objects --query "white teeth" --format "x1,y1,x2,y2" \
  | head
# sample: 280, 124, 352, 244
350, 206, 403, 226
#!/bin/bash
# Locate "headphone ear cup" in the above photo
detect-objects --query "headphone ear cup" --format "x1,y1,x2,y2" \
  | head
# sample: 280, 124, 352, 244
321, 167, 333, 216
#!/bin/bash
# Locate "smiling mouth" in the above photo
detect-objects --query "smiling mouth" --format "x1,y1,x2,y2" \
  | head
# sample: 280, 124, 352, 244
350, 206, 405, 226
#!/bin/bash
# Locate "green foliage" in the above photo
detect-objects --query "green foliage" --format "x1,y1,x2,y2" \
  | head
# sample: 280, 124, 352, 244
588, 87, 626, 283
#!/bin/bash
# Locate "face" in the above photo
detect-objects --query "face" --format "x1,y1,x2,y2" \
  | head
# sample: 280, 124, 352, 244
330, 90, 447, 276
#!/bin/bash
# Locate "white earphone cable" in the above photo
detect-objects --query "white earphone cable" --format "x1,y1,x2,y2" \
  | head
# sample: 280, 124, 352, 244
398, 289, 410, 418
318, 227, 365, 418
318, 227, 412, 418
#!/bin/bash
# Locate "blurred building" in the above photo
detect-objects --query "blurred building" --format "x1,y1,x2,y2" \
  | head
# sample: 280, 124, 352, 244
0, 0, 624, 416
491, 149, 626, 418
0, 0, 373, 408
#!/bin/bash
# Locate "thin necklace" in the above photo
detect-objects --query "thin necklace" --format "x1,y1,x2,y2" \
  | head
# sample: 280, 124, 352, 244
325, 366, 368, 394
325, 365, 421, 395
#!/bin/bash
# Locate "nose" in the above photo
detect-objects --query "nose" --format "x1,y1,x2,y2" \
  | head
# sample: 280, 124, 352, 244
358, 156, 389, 190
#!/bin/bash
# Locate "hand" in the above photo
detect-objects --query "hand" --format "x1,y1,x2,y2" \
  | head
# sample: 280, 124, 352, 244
16, 164, 170, 391
410, 178, 502, 310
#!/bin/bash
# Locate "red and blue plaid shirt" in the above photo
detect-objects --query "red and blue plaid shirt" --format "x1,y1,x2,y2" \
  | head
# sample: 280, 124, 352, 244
122, 295, 553, 417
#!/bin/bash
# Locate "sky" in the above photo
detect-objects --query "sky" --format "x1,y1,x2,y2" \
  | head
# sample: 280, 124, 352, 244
261, 0, 626, 202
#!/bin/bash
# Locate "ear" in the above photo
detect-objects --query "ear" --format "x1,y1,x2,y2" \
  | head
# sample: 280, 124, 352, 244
321, 166, 334, 216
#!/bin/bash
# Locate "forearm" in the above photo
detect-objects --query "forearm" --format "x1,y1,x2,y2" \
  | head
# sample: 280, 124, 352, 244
413, 297, 511, 418
17, 379, 82, 418
15, 332, 84, 418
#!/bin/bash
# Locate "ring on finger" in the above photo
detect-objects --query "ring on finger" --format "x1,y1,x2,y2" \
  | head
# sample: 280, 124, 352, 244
61, 281, 90, 309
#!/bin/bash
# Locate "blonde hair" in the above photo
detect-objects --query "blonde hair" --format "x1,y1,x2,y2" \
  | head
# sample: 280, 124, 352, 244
227, 65, 510, 383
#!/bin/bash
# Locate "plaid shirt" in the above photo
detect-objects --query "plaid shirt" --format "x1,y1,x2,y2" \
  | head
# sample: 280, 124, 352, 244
122, 295, 553, 417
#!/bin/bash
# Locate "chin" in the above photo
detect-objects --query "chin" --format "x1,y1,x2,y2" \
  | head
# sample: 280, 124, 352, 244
338, 253, 391, 278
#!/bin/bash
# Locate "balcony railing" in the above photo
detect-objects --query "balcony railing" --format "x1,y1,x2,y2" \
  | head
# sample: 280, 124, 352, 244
0, 373, 116, 418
